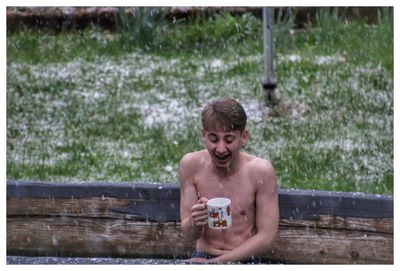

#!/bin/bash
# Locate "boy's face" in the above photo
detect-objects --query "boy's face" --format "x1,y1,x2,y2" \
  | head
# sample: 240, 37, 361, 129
201, 128, 248, 170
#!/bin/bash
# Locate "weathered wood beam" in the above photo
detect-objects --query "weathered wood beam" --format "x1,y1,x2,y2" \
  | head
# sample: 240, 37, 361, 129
270, 226, 393, 264
279, 216, 393, 234
6, 181, 393, 263
7, 217, 194, 258
7, 217, 393, 263
7, 197, 393, 233
7, 181, 393, 220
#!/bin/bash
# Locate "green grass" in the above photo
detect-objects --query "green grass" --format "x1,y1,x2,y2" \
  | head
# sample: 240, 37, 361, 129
7, 8, 393, 195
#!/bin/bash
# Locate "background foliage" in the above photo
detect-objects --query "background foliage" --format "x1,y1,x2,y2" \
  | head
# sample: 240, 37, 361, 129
7, 8, 393, 195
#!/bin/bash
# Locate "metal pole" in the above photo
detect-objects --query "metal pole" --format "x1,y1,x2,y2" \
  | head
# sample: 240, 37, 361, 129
262, 7, 278, 106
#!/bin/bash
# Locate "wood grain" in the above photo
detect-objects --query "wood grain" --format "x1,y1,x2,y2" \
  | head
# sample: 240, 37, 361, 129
6, 181, 393, 264
7, 216, 392, 263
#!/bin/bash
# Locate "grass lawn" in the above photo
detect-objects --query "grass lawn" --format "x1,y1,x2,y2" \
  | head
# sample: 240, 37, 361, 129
7, 8, 393, 195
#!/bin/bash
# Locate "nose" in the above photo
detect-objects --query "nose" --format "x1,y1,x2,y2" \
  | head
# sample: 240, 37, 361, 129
215, 141, 227, 153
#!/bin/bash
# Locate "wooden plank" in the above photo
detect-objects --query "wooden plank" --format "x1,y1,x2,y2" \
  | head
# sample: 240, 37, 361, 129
6, 181, 393, 263
269, 226, 393, 264
7, 197, 131, 218
7, 180, 180, 200
7, 217, 195, 258
7, 181, 394, 220
278, 189, 393, 219
7, 197, 393, 233
7, 217, 393, 264
280, 216, 393, 234
7, 197, 180, 222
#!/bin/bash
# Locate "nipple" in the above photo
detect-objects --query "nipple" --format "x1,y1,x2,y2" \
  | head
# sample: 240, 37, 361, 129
240, 210, 247, 216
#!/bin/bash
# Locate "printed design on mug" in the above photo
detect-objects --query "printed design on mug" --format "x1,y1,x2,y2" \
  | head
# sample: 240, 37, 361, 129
207, 197, 232, 229
213, 220, 227, 227
208, 206, 231, 229
209, 208, 224, 220
209, 212, 219, 218
209, 207, 227, 228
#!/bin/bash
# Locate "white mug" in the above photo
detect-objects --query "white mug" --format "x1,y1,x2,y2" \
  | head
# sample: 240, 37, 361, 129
207, 197, 232, 229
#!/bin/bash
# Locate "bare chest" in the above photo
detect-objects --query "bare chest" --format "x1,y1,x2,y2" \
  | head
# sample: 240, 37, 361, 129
194, 171, 257, 216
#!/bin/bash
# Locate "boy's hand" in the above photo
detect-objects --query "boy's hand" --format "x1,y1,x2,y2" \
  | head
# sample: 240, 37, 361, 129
190, 197, 208, 227
184, 257, 209, 264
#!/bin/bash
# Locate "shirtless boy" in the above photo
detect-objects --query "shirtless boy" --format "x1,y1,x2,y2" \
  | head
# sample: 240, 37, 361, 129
179, 97, 279, 264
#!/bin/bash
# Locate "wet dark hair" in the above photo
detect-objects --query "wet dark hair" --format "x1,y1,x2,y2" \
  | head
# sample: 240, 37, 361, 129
201, 97, 247, 133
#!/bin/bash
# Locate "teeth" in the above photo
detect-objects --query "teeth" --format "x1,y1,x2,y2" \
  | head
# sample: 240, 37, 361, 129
216, 154, 229, 160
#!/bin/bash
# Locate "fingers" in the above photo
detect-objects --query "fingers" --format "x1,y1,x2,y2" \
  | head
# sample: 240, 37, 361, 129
183, 258, 208, 264
192, 199, 207, 212
197, 197, 208, 204
192, 213, 208, 225
192, 203, 206, 213
191, 207, 206, 221
188, 257, 209, 264
191, 199, 208, 226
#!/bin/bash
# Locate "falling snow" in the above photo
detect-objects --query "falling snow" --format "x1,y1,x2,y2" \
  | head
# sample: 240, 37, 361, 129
7, 48, 393, 189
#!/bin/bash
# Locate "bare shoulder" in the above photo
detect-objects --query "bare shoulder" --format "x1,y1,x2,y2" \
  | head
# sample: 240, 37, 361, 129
180, 150, 208, 168
243, 154, 277, 186
179, 150, 208, 181
244, 154, 274, 173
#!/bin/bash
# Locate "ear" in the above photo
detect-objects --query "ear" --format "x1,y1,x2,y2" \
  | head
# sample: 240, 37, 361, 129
201, 129, 206, 143
241, 129, 249, 145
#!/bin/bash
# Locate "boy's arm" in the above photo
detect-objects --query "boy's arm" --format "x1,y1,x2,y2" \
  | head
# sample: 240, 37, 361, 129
179, 154, 208, 241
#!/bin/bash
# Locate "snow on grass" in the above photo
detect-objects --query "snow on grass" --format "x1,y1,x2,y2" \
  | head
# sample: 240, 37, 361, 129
278, 53, 346, 65
7, 50, 393, 192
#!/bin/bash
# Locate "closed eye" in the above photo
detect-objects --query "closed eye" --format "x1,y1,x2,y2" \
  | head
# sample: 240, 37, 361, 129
208, 135, 218, 142
225, 136, 235, 143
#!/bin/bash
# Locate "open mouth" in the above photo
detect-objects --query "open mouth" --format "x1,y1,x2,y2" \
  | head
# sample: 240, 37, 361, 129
214, 153, 231, 161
